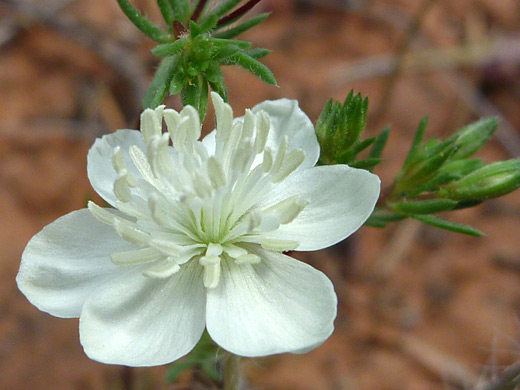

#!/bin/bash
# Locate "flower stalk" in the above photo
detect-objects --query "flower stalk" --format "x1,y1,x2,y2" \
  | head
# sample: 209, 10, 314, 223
223, 353, 241, 390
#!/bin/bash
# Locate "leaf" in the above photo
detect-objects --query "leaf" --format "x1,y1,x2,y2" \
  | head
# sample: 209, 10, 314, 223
198, 76, 209, 120
170, 67, 187, 95
402, 116, 428, 169
168, 0, 190, 23
364, 211, 406, 227
116, 0, 170, 43
350, 157, 381, 170
410, 214, 484, 236
369, 126, 390, 160
212, 0, 242, 17
393, 199, 458, 214
214, 13, 270, 39
227, 52, 277, 85
191, 14, 219, 37
157, 0, 174, 25
211, 44, 242, 62
208, 79, 228, 101
181, 80, 201, 108
212, 38, 252, 50
246, 48, 270, 59
152, 38, 187, 57
142, 56, 178, 109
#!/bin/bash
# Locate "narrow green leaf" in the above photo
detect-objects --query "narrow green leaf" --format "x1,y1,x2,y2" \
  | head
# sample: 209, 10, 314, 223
348, 137, 377, 157
181, 80, 201, 108
369, 126, 390, 160
228, 52, 277, 85
157, 0, 174, 25
411, 214, 484, 236
168, 0, 190, 23
116, 0, 170, 43
214, 13, 270, 39
142, 56, 177, 109
152, 38, 187, 57
363, 217, 387, 228
350, 158, 381, 170
198, 76, 209, 120
404, 140, 457, 187
191, 14, 219, 37
170, 67, 187, 95
370, 211, 407, 222
213, 0, 242, 17
209, 80, 228, 101
211, 44, 241, 62
246, 47, 270, 59
212, 38, 252, 50
393, 199, 458, 214
403, 116, 428, 168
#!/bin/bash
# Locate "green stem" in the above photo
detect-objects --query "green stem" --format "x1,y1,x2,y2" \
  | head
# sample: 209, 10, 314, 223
116, 0, 170, 43
223, 353, 241, 390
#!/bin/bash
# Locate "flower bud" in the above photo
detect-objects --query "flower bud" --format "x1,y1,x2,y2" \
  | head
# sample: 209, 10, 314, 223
450, 117, 497, 159
439, 159, 520, 201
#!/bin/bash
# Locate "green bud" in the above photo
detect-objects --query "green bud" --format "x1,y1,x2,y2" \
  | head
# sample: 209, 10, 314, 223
439, 159, 520, 201
316, 91, 369, 165
450, 117, 497, 159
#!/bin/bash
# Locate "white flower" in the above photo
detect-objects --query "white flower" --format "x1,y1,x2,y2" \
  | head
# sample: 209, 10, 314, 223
17, 93, 380, 366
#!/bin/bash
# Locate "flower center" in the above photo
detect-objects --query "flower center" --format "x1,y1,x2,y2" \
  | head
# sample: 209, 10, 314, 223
88, 94, 308, 288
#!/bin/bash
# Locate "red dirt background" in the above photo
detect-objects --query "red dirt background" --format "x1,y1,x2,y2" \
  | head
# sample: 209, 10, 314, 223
1, 0, 520, 389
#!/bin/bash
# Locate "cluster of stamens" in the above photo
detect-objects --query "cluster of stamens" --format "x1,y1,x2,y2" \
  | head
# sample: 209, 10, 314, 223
88, 94, 308, 288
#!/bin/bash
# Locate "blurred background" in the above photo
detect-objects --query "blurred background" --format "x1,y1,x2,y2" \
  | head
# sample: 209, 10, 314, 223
1, 0, 520, 389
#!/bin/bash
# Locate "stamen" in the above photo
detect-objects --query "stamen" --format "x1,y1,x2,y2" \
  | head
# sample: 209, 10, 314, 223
241, 109, 255, 142
140, 108, 163, 144
113, 171, 133, 202
164, 109, 182, 144
271, 149, 305, 183
88, 201, 120, 225
231, 141, 253, 172
247, 209, 261, 232
207, 157, 226, 188
235, 253, 261, 265
143, 258, 180, 279
254, 111, 270, 153
206, 242, 223, 257
212, 92, 233, 145
129, 146, 157, 184
263, 195, 309, 224
111, 247, 163, 266
223, 243, 248, 258
149, 238, 188, 257
180, 105, 201, 145
193, 171, 212, 198
261, 148, 273, 172
203, 262, 221, 289
113, 219, 151, 246
260, 238, 299, 251
270, 136, 288, 176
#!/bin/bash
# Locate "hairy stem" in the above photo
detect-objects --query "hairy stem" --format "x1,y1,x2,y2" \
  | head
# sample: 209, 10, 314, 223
223, 353, 241, 390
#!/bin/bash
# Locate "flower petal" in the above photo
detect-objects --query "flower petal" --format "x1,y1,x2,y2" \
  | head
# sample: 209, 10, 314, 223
252, 99, 319, 170
16, 209, 133, 318
261, 165, 380, 251
87, 129, 146, 206
206, 246, 337, 357
79, 262, 206, 366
